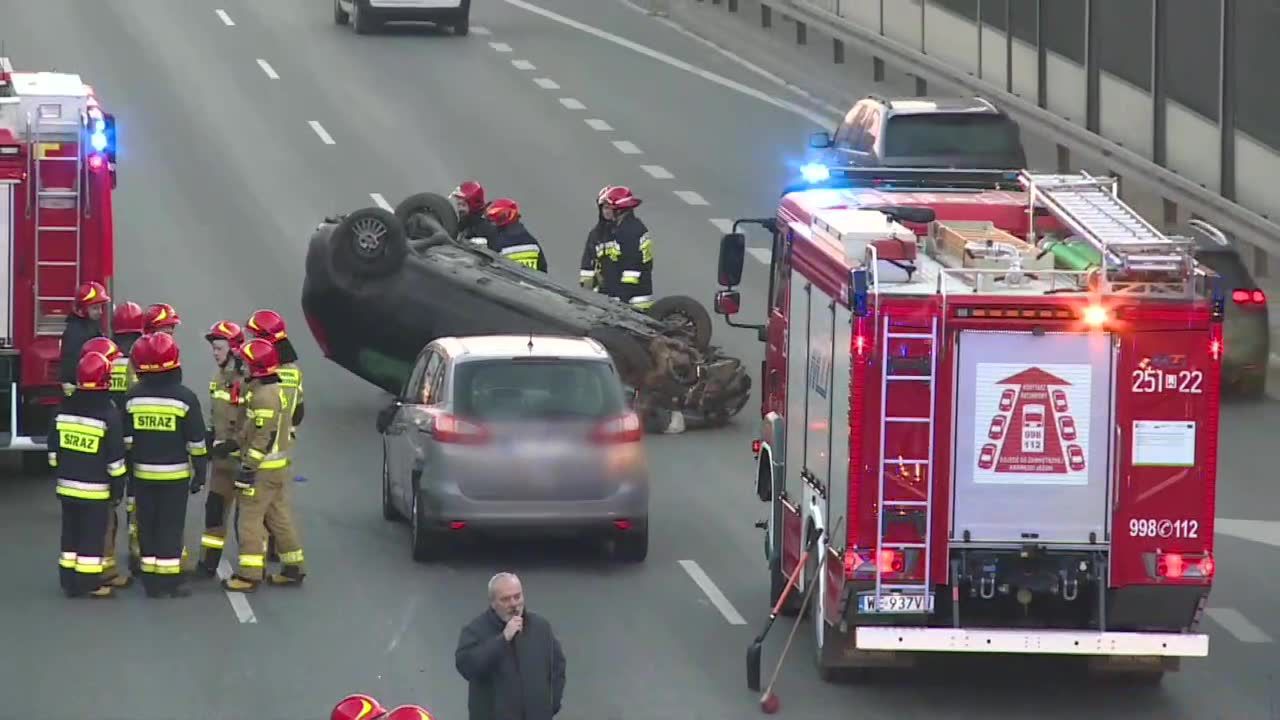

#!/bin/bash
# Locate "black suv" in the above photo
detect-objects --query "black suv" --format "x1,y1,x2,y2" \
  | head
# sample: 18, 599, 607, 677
809, 95, 1027, 170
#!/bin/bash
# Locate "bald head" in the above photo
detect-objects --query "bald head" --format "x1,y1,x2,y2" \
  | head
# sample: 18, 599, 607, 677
488, 572, 524, 620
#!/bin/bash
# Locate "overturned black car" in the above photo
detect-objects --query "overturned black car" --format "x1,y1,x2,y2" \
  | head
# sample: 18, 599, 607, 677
300, 192, 753, 429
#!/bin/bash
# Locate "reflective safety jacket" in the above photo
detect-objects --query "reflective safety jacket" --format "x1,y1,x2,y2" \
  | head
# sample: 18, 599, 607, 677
578, 219, 610, 288
238, 376, 294, 473
459, 211, 497, 246
487, 221, 548, 273
109, 354, 139, 413
47, 391, 128, 502
208, 361, 246, 454
276, 362, 304, 432
123, 374, 209, 483
590, 213, 654, 308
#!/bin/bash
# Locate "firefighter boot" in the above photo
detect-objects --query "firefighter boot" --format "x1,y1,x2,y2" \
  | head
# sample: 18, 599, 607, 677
88, 584, 115, 599
222, 575, 260, 593
267, 564, 305, 587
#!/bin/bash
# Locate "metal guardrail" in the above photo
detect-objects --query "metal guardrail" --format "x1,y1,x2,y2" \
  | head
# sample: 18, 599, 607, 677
772, 0, 1280, 259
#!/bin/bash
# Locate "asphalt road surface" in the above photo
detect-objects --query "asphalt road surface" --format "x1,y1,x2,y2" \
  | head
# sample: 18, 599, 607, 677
0, 1, 1278, 719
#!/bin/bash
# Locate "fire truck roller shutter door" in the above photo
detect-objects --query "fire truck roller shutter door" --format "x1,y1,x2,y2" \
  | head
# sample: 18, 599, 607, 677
949, 330, 1115, 545
781, 268, 811, 585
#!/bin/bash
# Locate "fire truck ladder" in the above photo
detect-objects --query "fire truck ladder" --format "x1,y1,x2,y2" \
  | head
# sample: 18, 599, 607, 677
1020, 171, 1195, 294
872, 314, 938, 614
29, 111, 85, 336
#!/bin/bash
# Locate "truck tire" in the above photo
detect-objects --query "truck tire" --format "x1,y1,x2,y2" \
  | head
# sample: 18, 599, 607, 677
649, 295, 712, 351
329, 207, 408, 283
334, 0, 349, 24
395, 192, 460, 239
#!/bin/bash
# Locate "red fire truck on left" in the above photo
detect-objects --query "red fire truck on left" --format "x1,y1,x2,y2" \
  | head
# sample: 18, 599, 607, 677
0, 57, 118, 471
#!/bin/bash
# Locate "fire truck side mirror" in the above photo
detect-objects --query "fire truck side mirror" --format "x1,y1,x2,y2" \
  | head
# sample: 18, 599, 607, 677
717, 233, 746, 287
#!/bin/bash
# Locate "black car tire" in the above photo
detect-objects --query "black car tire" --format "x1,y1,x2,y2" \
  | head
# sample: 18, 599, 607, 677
649, 295, 713, 351
330, 207, 409, 283
334, 0, 350, 24
614, 525, 649, 563
395, 192, 460, 239
352, 1, 379, 34
411, 487, 443, 562
381, 445, 400, 521
452, 10, 469, 35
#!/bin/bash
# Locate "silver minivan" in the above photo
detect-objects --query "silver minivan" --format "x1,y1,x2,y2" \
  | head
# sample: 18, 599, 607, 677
377, 334, 650, 562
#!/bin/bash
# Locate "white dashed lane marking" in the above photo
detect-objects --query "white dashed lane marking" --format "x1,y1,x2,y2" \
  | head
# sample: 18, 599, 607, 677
472, 26, 492, 35
489, 42, 513, 53
256, 59, 279, 79
558, 98, 586, 110
370, 193, 393, 212
678, 560, 747, 625
641, 165, 673, 179
308, 121, 335, 145
709, 219, 734, 233
511, 59, 536, 70
612, 140, 642, 155
215, 9, 235, 25
674, 190, 708, 205
1206, 608, 1273, 643
584, 118, 613, 131
533, 78, 561, 90
747, 248, 772, 264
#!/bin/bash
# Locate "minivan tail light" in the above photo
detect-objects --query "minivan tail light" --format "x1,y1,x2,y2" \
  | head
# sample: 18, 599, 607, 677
431, 413, 490, 444
590, 411, 643, 444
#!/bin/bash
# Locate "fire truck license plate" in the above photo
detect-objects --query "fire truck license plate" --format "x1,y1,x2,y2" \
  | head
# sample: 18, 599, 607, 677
858, 592, 935, 614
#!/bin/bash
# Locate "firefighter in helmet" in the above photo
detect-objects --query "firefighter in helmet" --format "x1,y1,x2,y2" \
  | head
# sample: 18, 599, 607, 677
78, 337, 134, 590
143, 303, 181, 335
222, 339, 307, 592
124, 332, 208, 598
197, 321, 248, 578
384, 706, 437, 719
594, 186, 655, 310
49, 351, 129, 598
331, 694, 387, 720
579, 185, 616, 291
245, 309, 302, 563
450, 180, 496, 245
109, 300, 145, 574
59, 281, 111, 397
482, 198, 548, 272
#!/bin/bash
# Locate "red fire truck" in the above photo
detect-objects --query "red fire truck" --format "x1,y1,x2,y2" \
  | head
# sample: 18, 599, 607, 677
716, 168, 1222, 682
0, 57, 118, 469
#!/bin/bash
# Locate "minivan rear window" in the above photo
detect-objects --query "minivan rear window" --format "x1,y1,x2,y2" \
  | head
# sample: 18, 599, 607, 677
452, 359, 625, 421
884, 114, 1023, 160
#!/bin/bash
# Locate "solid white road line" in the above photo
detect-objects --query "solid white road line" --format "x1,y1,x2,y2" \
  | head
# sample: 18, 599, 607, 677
674, 190, 708, 205
500, 0, 834, 127
472, 25, 492, 35
612, 140, 642, 155
308, 121, 336, 145
678, 560, 747, 625
1206, 607, 1273, 643
217, 558, 258, 624
533, 78, 561, 89
584, 118, 613, 131
1216, 518, 1280, 548
215, 9, 235, 26
511, 59, 536, 70
489, 42, 513, 53
558, 98, 586, 110
256, 59, 279, 79
709, 218, 735, 233
370, 193, 393, 212
747, 248, 772, 264
641, 165, 674, 179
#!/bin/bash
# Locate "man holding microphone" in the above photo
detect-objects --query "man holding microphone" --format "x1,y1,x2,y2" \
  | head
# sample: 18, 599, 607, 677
455, 572, 567, 720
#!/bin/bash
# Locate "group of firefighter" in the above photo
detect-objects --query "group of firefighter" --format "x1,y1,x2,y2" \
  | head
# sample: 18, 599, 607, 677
443, 180, 657, 311
51, 282, 307, 599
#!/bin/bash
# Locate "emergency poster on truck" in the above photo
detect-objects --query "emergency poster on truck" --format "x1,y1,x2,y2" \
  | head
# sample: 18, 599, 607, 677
972, 364, 1092, 486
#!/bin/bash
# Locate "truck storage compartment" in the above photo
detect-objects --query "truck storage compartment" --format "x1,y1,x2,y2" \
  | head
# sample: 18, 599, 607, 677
950, 329, 1114, 545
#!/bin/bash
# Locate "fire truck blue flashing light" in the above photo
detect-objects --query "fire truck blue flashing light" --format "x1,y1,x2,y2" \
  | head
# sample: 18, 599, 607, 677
800, 162, 830, 184
90, 130, 107, 152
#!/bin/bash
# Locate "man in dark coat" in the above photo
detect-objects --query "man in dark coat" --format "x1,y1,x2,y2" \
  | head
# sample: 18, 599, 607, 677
455, 572, 566, 720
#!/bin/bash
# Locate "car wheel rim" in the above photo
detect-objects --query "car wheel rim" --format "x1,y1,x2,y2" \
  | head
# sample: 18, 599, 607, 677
352, 217, 387, 257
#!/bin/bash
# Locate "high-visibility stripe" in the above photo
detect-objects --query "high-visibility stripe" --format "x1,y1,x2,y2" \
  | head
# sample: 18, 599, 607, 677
140, 556, 157, 573
259, 454, 290, 470
278, 549, 305, 565
154, 558, 182, 575
200, 534, 225, 549
579, 269, 596, 278
126, 396, 190, 414
107, 458, 127, 477
54, 414, 107, 433
47, 452, 57, 468
187, 439, 208, 456
74, 556, 105, 574
133, 462, 191, 481
59, 552, 76, 569
277, 367, 301, 388
56, 478, 110, 500
240, 554, 265, 568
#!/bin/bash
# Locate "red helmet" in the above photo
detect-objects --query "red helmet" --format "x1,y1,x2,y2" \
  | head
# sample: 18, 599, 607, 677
246, 309, 288, 343
240, 339, 281, 379
449, 180, 486, 214
144, 303, 181, 332
205, 320, 244, 348
484, 198, 520, 228
132, 332, 181, 373
384, 706, 436, 720
76, 351, 113, 391
331, 694, 387, 720
600, 185, 641, 210
73, 281, 111, 317
596, 185, 619, 206
112, 301, 145, 335
81, 336, 122, 362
